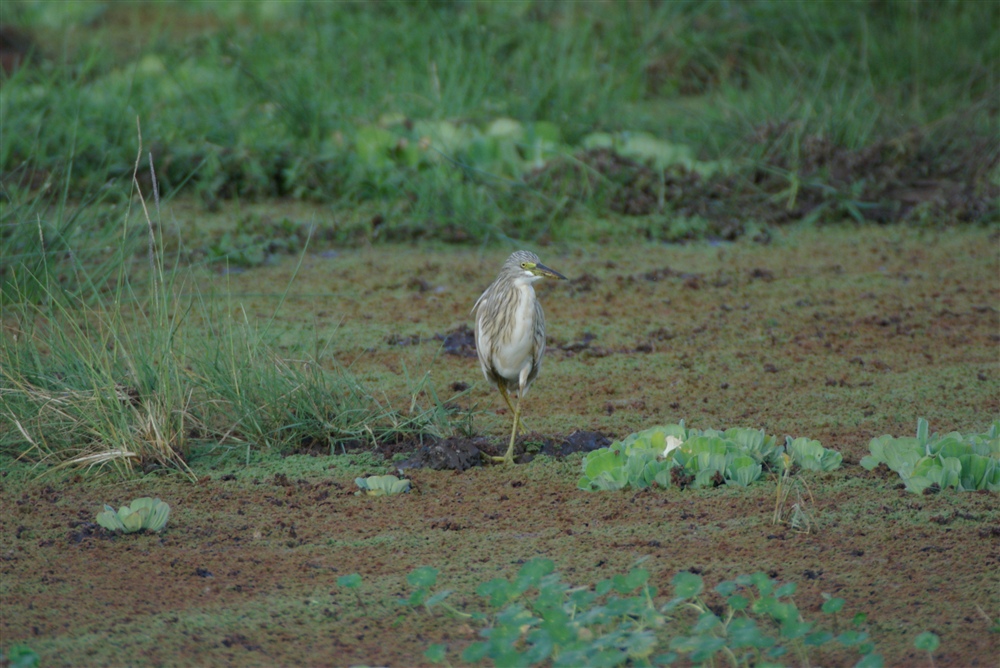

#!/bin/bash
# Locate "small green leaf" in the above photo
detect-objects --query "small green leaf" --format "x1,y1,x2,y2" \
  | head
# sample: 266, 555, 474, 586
775, 582, 797, 598
914, 631, 940, 652
714, 580, 737, 596
822, 597, 845, 614
652, 651, 678, 665
6, 645, 40, 668
120, 508, 145, 533
461, 641, 490, 663
916, 417, 929, 445
750, 572, 774, 596
766, 645, 789, 658
612, 567, 649, 594
854, 653, 885, 668
144, 499, 171, 532
476, 578, 515, 607
692, 611, 721, 633
424, 643, 447, 663
516, 558, 555, 588
672, 571, 704, 598
96, 508, 125, 532
837, 630, 870, 646
729, 618, 775, 649
805, 631, 834, 646
859, 455, 880, 471
407, 566, 439, 589
424, 589, 453, 609
727, 594, 750, 611
780, 618, 813, 639
337, 573, 362, 589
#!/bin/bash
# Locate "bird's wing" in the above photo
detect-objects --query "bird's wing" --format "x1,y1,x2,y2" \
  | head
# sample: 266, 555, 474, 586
471, 285, 489, 315
473, 288, 495, 384
532, 296, 546, 371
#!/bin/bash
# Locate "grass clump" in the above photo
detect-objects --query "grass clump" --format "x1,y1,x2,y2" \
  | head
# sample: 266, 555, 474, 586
1, 133, 444, 479
860, 418, 1000, 493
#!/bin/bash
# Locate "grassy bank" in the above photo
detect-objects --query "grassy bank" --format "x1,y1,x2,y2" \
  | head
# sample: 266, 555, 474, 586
2, 0, 997, 247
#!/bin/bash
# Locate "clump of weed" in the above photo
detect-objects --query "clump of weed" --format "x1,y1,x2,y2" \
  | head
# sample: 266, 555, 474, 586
1, 125, 445, 478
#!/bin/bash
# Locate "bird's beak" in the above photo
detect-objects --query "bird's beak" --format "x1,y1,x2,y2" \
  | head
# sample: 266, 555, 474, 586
531, 262, 567, 280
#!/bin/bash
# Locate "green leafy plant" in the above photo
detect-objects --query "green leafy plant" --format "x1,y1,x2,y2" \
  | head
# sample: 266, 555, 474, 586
336, 573, 366, 611
1, 645, 40, 668
398, 566, 468, 619
785, 437, 843, 472
914, 631, 940, 667
396, 558, 896, 667
95, 497, 171, 533
860, 419, 1000, 493
354, 475, 411, 496
578, 423, 840, 492
424, 643, 448, 665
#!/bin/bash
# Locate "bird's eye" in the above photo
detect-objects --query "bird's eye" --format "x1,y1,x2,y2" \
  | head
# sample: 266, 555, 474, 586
520, 262, 528, 268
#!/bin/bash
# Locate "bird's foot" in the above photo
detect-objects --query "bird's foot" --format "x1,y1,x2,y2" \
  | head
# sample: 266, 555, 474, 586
489, 453, 516, 465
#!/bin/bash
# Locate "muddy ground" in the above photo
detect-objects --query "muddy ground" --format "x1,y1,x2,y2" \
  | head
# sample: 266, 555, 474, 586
2, 226, 998, 666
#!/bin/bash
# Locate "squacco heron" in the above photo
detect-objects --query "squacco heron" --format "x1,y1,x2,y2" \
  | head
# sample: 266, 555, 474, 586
472, 250, 566, 464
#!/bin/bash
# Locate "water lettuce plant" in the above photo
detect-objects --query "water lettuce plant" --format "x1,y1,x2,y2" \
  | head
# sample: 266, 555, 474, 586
354, 474, 411, 496
578, 423, 840, 492
860, 418, 1000, 493
95, 497, 171, 533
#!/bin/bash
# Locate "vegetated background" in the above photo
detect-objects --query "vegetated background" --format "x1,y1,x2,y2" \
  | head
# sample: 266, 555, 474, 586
2, 0, 997, 251
0, 2, 998, 667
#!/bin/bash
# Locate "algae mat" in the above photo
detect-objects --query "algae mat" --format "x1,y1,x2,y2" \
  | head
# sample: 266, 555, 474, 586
2, 227, 998, 666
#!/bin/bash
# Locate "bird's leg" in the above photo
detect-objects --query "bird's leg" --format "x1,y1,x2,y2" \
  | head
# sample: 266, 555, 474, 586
498, 385, 529, 434
491, 393, 521, 465
490, 390, 521, 464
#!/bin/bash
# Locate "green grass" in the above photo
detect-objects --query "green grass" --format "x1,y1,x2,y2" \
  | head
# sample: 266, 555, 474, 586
2, 1, 996, 245
0, 163, 445, 477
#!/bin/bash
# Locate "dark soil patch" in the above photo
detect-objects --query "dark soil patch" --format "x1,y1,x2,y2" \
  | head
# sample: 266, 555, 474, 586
396, 436, 487, 471
393, 431, 613, 470
527, 126, 998, 240
436, 324, 478, 358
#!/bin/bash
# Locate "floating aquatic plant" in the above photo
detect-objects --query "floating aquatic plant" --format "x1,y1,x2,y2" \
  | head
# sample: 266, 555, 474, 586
355, 475, 411, 496
860, 418, 1000, 493
95, 497, 171, 533
578, 423, 841, 492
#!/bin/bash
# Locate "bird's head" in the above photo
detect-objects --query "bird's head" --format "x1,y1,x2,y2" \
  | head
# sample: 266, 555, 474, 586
506, 250, 567, 283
